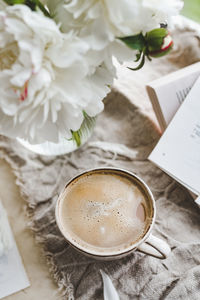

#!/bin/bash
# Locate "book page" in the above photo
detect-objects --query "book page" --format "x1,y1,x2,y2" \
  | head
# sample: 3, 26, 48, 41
0, 202, 30, 299
149, 76, 200, 195
155, 71, 199, 126
147, 62, 200, 130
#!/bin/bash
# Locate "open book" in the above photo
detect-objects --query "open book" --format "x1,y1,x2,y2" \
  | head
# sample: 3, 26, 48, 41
149, 76, 200, 205
146, 62, 200, 131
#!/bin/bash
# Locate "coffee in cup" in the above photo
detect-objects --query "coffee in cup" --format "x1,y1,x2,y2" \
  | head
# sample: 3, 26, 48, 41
56, 168, 171, 259
58, 170, 153, 255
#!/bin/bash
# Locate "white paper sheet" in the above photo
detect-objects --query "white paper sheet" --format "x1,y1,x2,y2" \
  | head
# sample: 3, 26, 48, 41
0, 202, 30, 299
149, 76, 200, 196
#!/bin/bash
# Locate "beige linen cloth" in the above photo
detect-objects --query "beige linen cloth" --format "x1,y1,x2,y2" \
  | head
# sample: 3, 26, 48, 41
0, 24, 200, 299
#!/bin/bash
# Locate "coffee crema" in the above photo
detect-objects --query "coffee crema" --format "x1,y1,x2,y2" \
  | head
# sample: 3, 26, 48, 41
58, 171, 152, 254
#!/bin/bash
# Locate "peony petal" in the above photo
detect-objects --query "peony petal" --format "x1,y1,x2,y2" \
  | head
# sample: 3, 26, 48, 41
10, 68, 31, 87
46, 35, 89, 68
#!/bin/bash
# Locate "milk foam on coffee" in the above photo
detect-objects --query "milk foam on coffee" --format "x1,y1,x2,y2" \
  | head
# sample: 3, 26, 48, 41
59, 173, 149, 253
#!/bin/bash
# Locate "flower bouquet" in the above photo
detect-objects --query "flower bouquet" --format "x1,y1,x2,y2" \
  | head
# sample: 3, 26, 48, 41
0, 0, 183, 154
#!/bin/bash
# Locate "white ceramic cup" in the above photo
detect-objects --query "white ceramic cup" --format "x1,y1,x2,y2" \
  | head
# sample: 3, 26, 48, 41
55, 168, 171, 260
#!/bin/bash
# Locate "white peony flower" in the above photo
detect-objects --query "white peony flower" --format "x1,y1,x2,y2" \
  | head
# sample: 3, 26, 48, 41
47, 0, 183, 44
142, 0, 184, 29
0, 4, 112, 144
47, 1, 138, 65
47, 0, 183, 79
0, 1, 183, 145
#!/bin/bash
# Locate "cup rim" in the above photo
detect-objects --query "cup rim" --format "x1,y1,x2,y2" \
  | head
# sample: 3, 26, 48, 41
55, 167, 156, 258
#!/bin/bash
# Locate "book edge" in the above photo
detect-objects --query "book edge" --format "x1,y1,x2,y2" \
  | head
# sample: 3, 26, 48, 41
148, 62, 200, 89
146, 85, 166, 131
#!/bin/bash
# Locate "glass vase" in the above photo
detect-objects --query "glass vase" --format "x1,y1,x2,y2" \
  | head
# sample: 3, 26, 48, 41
17, 115, 96, 156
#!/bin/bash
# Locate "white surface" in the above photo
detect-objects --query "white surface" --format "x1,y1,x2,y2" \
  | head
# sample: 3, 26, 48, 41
149, 76, 200, 195
0, 202, 13, 257
0, 160, 59, 300
0, 242, 30, 299
0, 202, 29, 299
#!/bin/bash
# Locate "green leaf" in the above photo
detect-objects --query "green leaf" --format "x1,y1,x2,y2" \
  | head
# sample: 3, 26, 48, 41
119, 33, 145, 51
3, 0, 24, 4
70, 112, 96, 147
71, 131, 81, 147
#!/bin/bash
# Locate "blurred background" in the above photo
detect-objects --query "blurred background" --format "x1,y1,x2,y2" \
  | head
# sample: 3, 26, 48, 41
182, 0, 200, 22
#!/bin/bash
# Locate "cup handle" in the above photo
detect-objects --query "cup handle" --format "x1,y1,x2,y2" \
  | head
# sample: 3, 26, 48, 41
137, 234, 171, 259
